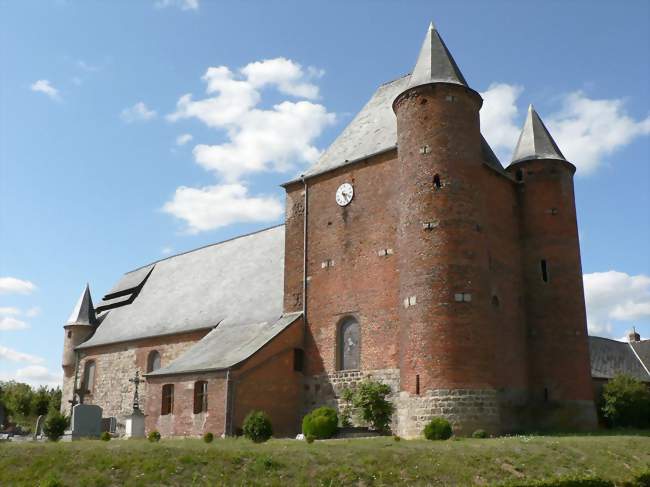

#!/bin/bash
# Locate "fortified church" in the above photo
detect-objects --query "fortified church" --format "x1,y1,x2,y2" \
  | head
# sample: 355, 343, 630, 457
61, 24, 648, 438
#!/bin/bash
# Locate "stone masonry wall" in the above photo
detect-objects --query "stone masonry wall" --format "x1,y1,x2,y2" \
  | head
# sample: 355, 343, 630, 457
396, 389, 500, 438
66, 330, 208, 434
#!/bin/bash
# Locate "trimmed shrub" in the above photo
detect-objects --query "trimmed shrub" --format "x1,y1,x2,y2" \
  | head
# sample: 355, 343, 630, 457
306, 435, 315, 444
203, 432, 214, 443
423, 417, 452, 440
393, 435, 401, 442
472, 429, 488, 439
242, 410, 273, 443
148, 430, 161, 442
302, 406, 338, 439
601, 374, 650, 428
100, 431, 111, 441
350, 380, 395, 432
42, 410, 68, 442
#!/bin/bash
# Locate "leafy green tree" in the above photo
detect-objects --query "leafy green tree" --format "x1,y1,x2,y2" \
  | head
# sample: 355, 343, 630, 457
31, 386, 51, 416
601, 374, 650, 428
2, 381, 33, 417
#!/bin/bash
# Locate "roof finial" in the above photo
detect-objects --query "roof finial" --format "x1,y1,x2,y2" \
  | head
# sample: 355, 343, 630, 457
510, 105, 567, 165
405, 22, 468, 90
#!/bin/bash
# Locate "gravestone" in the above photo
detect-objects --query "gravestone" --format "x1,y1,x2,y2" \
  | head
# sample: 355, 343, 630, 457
70, 404, 102, 439
32, 415, 45, 440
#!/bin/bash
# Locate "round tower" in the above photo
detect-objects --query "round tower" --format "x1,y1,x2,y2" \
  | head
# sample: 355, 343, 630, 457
62, 284, 97, 377
506, 106, 597, 430
393, 23, 499, 436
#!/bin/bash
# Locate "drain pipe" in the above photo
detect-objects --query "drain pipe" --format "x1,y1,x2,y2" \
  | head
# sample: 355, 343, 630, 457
301, 175, 308, 323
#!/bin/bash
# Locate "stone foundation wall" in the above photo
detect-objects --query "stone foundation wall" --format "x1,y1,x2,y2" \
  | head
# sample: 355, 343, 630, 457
396, 389, 500, 438
303, 369, 400, 422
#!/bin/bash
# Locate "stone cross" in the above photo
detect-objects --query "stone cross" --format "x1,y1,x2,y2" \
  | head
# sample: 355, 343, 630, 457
128, 370, 144, 412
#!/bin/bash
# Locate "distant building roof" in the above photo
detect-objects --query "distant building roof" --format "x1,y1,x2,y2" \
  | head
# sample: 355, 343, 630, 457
589, 336, 650, 382
78, 225, 285, 349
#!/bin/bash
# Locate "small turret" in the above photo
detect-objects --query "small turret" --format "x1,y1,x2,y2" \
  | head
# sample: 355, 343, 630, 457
507, 106, 597, 430
62, 284, 97, 377
628, 327, 641, 342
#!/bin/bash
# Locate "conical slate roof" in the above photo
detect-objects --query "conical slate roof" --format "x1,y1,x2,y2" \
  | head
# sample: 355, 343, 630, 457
66, 283, 96, 326
406, 22, 468, 91
511, 105, 567, 164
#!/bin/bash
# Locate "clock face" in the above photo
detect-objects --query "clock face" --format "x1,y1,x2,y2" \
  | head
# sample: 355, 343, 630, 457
335, 183, 354, 207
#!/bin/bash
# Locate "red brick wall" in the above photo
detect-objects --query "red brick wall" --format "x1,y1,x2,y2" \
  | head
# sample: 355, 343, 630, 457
508, 159, 594, 403
232, 317, 304, 437
285, 150, 402, 377
146, 373, 227, 437
393, 83, 497, 393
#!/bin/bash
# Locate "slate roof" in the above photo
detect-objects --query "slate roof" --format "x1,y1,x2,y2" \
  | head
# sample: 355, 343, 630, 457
66, 284, 96, 326
589, 336, 650, 382
293, 76, 504, 183
510, 105, 567, 165
406, 22, 468, 90
78, 225, 285, 349
148, 312, 302, 376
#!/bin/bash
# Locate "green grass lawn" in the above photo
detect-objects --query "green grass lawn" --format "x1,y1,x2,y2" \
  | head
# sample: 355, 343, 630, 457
1, 433, 649, 486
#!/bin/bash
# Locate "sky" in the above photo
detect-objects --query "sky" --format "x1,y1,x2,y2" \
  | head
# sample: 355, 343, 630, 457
1, 0, 649, 388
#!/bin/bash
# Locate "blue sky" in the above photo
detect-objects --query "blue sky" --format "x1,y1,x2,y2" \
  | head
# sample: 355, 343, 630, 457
1, 0, 649, 387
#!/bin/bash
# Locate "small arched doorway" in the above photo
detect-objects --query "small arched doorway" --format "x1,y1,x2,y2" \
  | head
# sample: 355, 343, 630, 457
338, 317, 360, 370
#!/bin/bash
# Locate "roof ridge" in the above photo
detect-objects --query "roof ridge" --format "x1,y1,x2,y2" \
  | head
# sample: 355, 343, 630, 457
125, 223, 285, 275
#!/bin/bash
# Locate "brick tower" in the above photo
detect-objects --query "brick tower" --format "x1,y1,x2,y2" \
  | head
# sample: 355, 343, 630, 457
506, 106, 597, 429
393, 23, 500, 435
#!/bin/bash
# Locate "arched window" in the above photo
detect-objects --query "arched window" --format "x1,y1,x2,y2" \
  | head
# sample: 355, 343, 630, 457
433, 174, 442, 189
193, 381, 208, 414
338, 317, 360, 371
161, 384, 174, 415
147, 350, 161, 373
82, 360, 96, 393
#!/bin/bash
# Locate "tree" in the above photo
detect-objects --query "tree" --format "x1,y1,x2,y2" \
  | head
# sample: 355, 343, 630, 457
2, 381, 33, 417
601, 374, 650, 428
31, 386, 51, 416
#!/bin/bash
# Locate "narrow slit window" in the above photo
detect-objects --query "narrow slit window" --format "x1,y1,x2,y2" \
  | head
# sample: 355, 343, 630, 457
541, 259, 549, 283
415, 374, 420, 395
515, 169, 523, 182
293, 348, 304, 372
433, 174, 441, 189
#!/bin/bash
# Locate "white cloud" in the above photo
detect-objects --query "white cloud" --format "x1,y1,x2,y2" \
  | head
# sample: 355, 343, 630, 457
163, 183, 284, 234
176, 133, 193, 146
0, 307, 20, 315
480, 83, 523, 160
77, 60, 100, 72
161, 246, 174, 255
242, 58, 320, 99
0, 277, 36, 295
30, 80, 60, 101
0, 317, 30, 331
0, 345, 44, 365
155, 0, 199, 11
120, 102, 157, 123
480, 84, 650, 172
583, 271, 650, 336
546, 92, 650, 174
12, 366, 61, 388
165, 58, 334, 232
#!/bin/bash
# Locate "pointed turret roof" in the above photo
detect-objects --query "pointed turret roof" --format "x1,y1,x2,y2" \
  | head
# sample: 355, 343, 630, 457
406, 22, 468, 90
510, 105, 567, 164
66, 283, 96, 326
